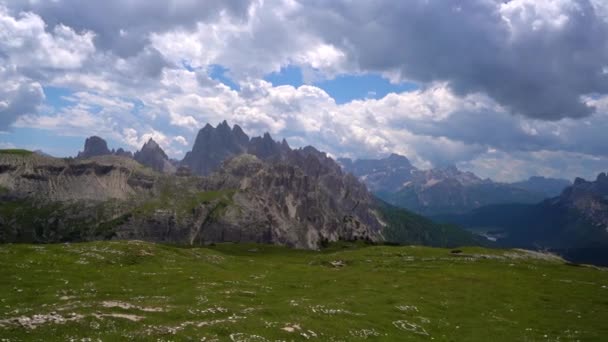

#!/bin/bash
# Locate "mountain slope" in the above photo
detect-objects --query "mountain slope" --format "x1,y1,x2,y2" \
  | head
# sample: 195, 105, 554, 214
510, 176, 571, 198
134, 138, 176, 174
435, 172, 608, 265
0, 129, 475, 249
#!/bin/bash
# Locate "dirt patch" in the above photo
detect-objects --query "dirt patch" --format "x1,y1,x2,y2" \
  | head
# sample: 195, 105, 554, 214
0, 312, 83, 329
281, 323, 301, 332
392, 320, 429, 336
93, 313, 145, 322
101, 300, 165, 312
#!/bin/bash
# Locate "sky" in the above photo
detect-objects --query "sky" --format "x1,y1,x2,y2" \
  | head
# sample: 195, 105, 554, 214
0, 0, 608, 182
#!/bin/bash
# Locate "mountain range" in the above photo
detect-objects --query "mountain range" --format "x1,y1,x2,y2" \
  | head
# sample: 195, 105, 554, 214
3, 122, 606, 265
434, 173, 608, 265
339, 154, 571, 216
0, 123, 475, 249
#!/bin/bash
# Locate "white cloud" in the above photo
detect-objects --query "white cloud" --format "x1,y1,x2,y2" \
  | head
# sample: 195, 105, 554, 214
0, 6, 95, 69
1, 0, 607, 182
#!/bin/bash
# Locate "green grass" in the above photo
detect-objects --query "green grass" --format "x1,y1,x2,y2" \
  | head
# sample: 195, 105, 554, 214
0, 149, 33, 156
0, 241, 606, 341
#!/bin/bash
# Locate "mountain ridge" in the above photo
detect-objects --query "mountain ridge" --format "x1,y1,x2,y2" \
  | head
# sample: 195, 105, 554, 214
434, 172, 608, 265
0, 124, 476, 249
340, 154, 569, 215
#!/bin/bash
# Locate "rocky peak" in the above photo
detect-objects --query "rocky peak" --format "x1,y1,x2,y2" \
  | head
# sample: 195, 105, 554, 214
181, 122, 250, 176
114, 148, 133, 158
387, 153, 412, 165
77, 136, 112, 159
233, 124, 250, 146
247, 132, 289, 160
134, 139, 174, 173
339, 153, 418, 193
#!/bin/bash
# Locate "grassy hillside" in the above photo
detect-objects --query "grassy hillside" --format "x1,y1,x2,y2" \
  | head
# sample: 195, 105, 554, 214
377, 201, 481, 247
434, 203, 608, 266
0, 149, 33, 156
0, 241, 606, 341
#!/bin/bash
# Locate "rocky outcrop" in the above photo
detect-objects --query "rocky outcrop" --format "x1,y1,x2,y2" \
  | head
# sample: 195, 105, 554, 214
77, 136, 134, 160
77, 136, 112, 159
134, 139, 176, 174
247, 133, 289, 160
553, 172, 608, 229
0, 153, 156, 201
181, 121, 250, 175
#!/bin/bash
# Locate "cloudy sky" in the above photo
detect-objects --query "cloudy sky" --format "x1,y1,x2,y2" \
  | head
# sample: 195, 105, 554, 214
1, 0, 607, 182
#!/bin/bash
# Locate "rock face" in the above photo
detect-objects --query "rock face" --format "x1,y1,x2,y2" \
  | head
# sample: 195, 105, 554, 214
555, 173, 608, 229
0, 153, 156, 201
0, 138, 385, 248
120, 149, 384, 248
134, 139, 176, 173
0, 123, 477, 249
341, 154, 546, 215
181, 121, 250, 175
77, 136, 112, 159
77, 136, 134, 160
247, 133, 290, 161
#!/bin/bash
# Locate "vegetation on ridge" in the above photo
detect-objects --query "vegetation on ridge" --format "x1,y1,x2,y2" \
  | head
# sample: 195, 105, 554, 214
0, 149, 33, 156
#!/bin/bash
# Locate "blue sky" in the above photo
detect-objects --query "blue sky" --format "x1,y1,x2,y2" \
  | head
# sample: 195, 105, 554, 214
2, 65, 421, 157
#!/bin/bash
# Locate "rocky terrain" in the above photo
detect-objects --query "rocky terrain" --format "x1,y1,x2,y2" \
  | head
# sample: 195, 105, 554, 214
0, 124, 475, 249
340, 154, 566, 215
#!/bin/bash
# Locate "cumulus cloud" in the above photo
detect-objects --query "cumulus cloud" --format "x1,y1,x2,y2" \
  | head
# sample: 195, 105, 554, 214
0, 6, 95, 69
1, 0, 608, 181
0, 65, 44, 130
2, 0, 253, 57
294, 0, 608, 120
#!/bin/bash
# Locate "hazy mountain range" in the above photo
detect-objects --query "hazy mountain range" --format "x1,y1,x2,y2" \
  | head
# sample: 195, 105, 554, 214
435, 173, 608, 266
339, 154, 571, 216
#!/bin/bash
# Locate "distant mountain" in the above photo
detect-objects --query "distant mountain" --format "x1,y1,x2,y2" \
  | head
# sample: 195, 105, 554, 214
181, 121, 249, 175
0, 124, 476, 249
77, 136, 112, 158
510, 176, 571, 198
181, 121, 293, 176
77, 136, 133, 159
134, 138, 176, 174
435, 172, 608, 265
341, 154, 545, 216
337, 154, 417, 193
